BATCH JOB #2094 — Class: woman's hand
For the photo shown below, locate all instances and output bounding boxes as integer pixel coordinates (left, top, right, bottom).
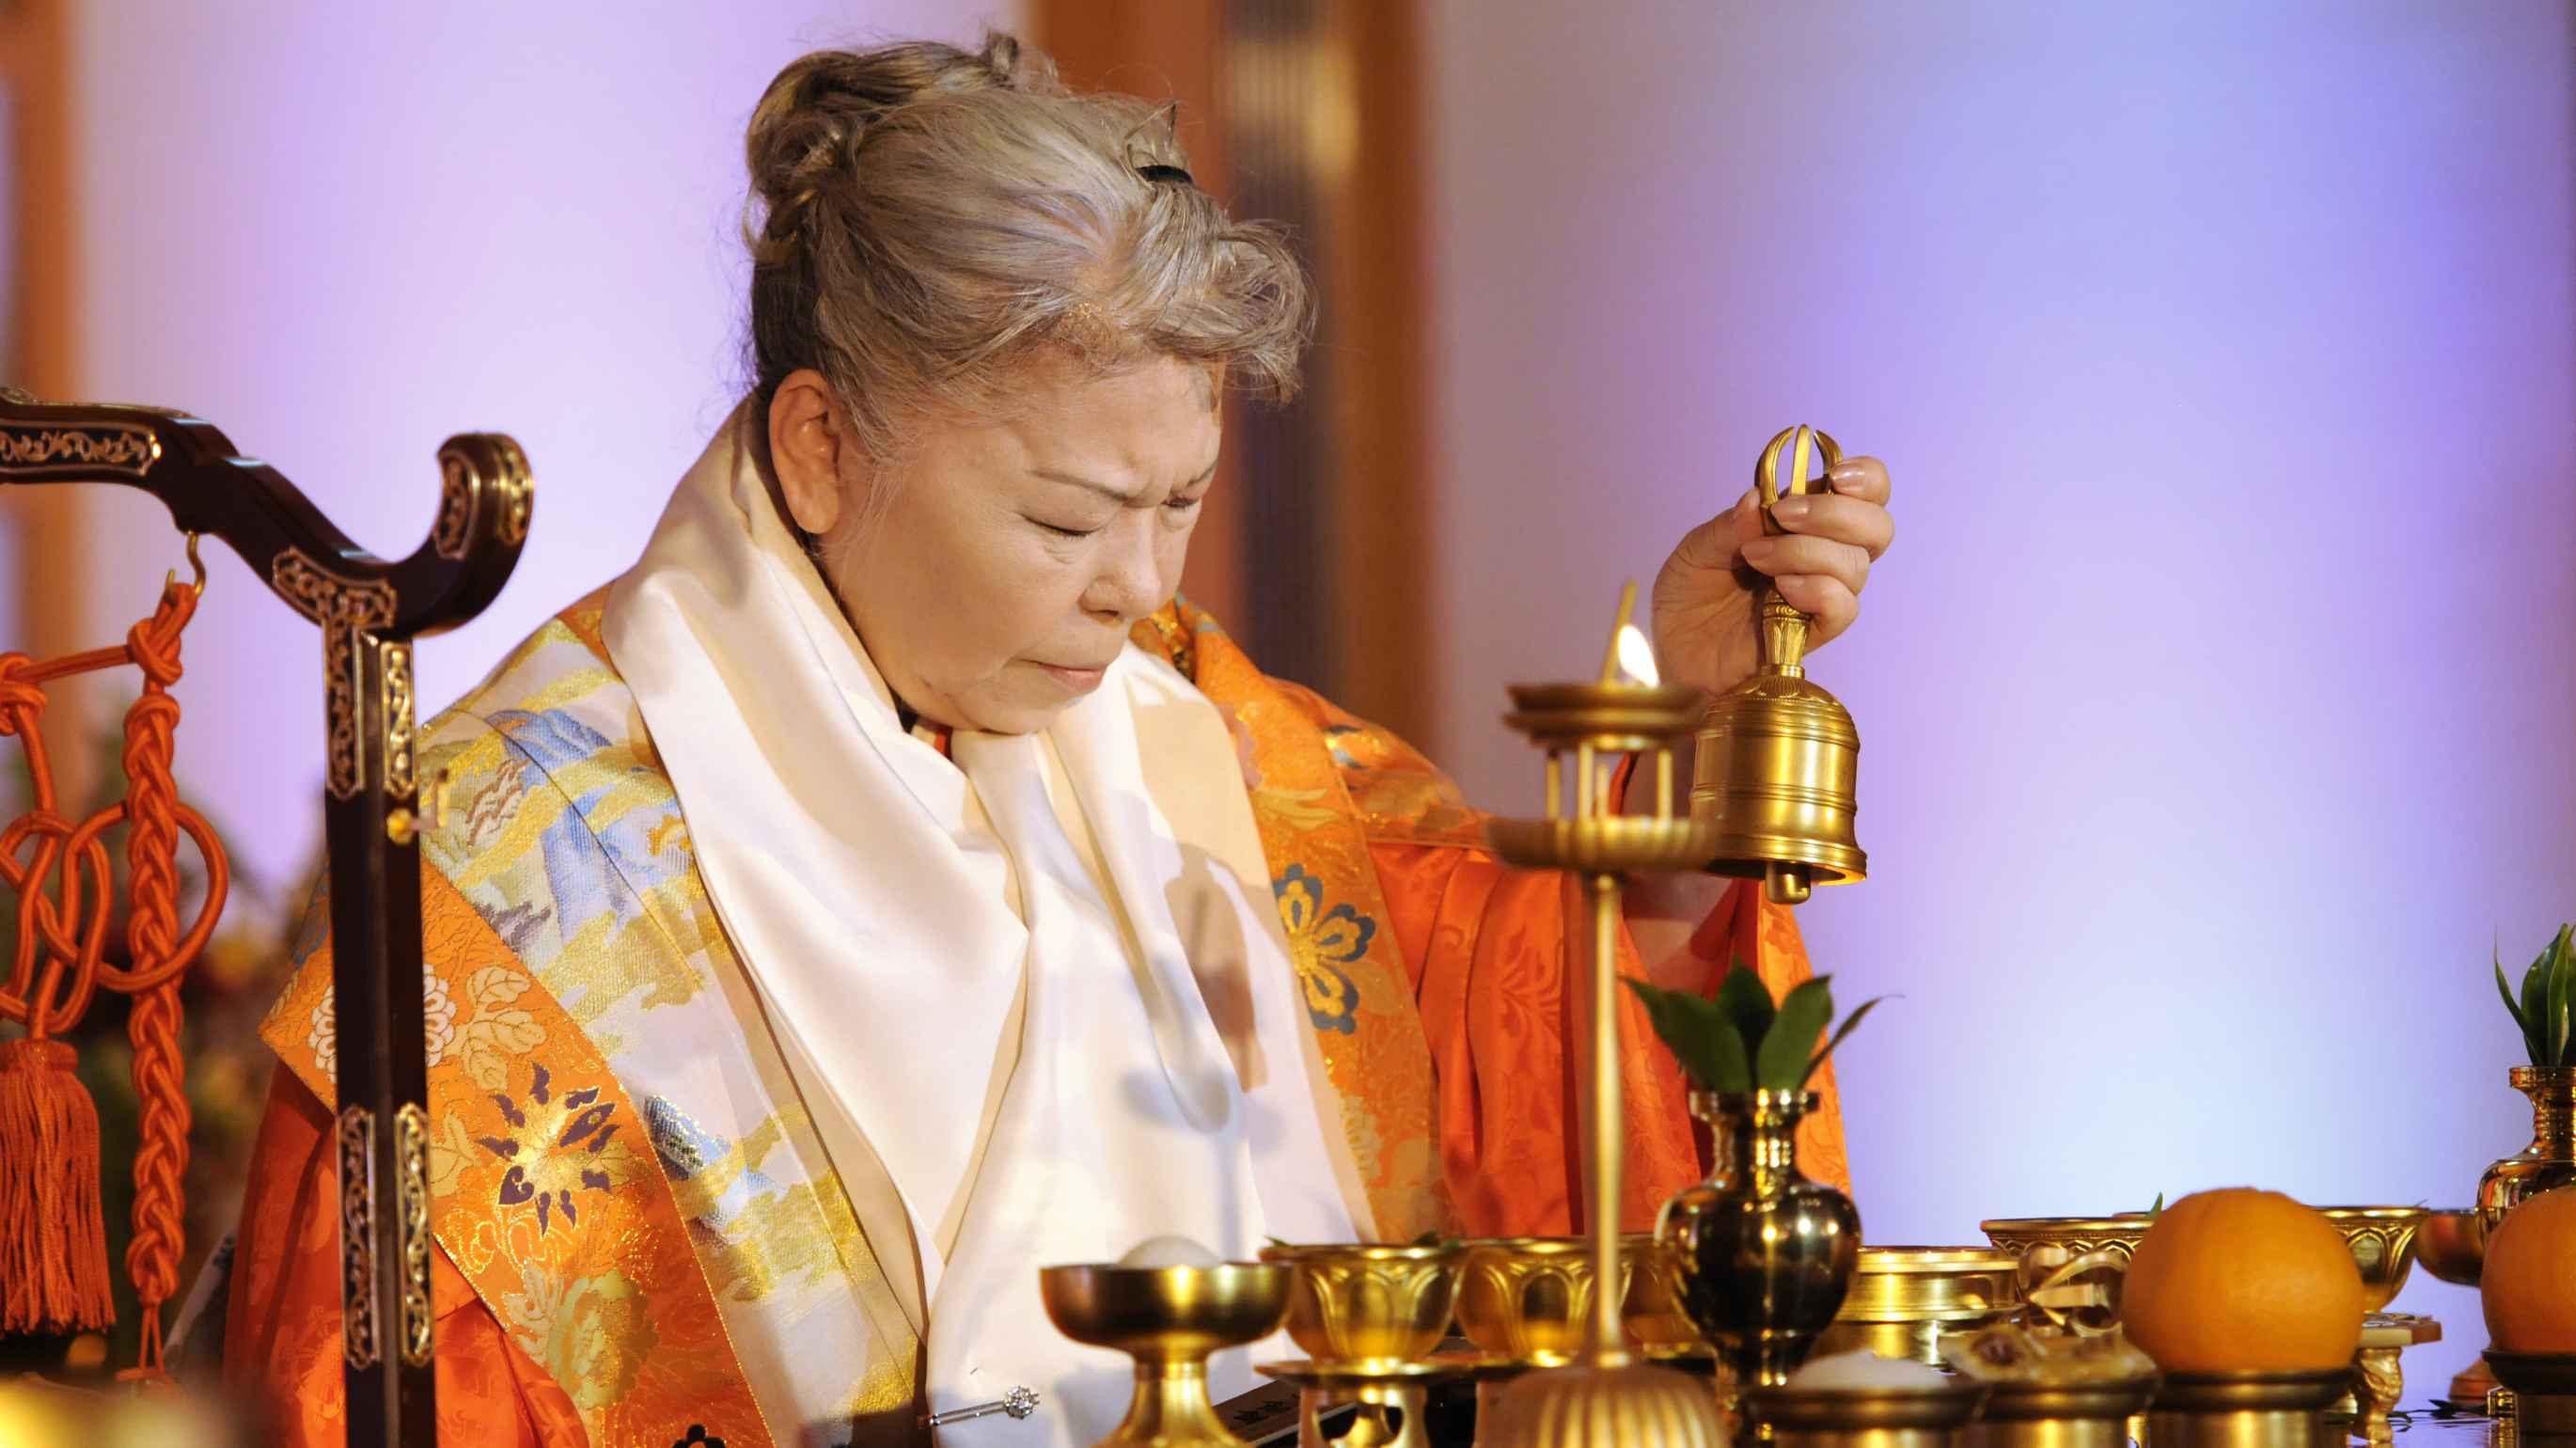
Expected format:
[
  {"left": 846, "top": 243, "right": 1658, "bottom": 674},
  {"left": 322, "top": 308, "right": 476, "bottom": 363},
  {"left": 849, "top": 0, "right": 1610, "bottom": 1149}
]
[{"left": 1650, "top": 455, "right": 1893, "bottom": 698}]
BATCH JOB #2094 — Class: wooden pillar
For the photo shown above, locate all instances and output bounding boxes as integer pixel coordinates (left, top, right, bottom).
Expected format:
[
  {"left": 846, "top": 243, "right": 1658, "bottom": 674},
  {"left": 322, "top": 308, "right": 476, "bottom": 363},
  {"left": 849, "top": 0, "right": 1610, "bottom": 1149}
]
[
  {"left": 1, "top": 0, "right": 107, "bottom": 808},
  {"left": 1029, "top": 1, "right": 1434, "bottom": 744}
]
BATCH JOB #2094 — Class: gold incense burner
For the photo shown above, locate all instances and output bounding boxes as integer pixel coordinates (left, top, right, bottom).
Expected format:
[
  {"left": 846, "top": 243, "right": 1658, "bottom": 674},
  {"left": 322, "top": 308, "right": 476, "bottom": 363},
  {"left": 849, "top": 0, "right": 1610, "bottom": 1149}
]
[
  {"left": 1476, "top": 592, "right": 1722, "bottom": 1448},
  {"left": 1817, "top": 1247, "right": 2023, "bottom": 1368},
  {"left": 1694, "top": 425, "right": 1866, "bottom": 905},
  {"left": 1038, "top": 1261, "right": 1290, "bottom": 1448}
]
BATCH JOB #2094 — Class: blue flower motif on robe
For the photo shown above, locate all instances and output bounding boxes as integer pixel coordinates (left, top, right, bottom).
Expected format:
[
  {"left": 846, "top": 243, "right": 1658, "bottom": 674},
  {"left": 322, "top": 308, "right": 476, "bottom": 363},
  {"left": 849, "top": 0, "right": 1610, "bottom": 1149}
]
[{"left": 1273, "top": 863, "right": 1370, "bottom": 1034}]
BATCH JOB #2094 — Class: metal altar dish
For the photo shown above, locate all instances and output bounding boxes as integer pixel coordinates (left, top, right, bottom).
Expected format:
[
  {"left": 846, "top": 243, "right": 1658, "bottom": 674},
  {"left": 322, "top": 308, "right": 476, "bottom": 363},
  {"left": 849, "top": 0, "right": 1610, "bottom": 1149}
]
[
  {"left": 1453, "top": 1237, "right": 1629, "bottom": 1369},
  {"left": 1816, "top": 1247, "right": 2021, "bottom": 1369},
  {"left": 1259, "top": 1242, "right": 1464, "bottom": 1371},
  {"left": 1621, "top": 1233, "right": 1710, "bottom": 1361},
  {"left": 1967, "top": 1380, "right": 2159, "bottom": 1448},
  {"left": 1746, "top": 1381, "right": 1987, "bottom": 1448},
  {"left": 1039, "top": 1262, "right": 1291, "bottom": 1448},
  {"left": 2486, "top": 1351, "right": 2576, "bottom": 1436},
  {"left": 2145, "top": 1369, "right": 2349, "bottom": 1448}
]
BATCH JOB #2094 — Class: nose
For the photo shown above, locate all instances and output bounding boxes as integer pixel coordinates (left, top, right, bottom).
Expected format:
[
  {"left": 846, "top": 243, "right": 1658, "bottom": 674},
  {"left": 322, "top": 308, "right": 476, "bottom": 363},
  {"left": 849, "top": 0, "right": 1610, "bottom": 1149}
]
[{"left": 1080, "top": 516, "right": 1163, "bottom": 625}]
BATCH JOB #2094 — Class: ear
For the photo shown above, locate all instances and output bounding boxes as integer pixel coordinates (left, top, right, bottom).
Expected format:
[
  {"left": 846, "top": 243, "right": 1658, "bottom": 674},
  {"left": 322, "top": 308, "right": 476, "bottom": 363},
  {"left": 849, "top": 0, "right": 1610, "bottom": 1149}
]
[{"left": 766, "top": 368, "right": 864, "bottom": 535}]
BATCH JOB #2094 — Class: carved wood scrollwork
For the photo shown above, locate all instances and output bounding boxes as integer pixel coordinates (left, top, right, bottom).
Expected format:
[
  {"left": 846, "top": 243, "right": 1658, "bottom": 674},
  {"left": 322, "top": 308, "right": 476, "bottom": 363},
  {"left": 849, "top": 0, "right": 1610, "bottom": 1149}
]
[{"left": 272, "top": 551, "right": 400, "bottom": 800}]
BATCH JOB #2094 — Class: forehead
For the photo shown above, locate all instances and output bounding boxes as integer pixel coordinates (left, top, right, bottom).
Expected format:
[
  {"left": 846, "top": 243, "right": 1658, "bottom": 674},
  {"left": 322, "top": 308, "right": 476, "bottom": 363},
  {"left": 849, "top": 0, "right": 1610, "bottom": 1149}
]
[{"left": 967, "top": 353, "right": 1221, "bottom": 469}]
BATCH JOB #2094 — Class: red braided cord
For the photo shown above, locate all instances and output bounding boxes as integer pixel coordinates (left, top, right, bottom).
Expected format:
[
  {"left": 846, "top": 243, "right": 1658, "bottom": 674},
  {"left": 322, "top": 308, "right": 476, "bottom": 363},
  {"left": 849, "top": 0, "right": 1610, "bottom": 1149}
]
[{"left": 118, "top": 590, "right": 196, "bottom": 1381}]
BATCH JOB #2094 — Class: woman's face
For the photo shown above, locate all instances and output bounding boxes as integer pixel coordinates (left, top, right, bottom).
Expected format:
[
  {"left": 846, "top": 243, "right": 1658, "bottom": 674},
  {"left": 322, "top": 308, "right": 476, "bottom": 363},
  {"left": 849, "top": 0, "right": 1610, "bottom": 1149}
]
[{"left": 770, "top": 354, "right": 1220, "bottom": 735}]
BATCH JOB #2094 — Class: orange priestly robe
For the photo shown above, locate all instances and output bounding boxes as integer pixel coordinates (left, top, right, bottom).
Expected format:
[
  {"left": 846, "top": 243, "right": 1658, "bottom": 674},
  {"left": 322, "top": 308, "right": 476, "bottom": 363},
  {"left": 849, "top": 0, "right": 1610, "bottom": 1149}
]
[{"left": 225, "top": 593, "right": 1846, "bottom": 1447}]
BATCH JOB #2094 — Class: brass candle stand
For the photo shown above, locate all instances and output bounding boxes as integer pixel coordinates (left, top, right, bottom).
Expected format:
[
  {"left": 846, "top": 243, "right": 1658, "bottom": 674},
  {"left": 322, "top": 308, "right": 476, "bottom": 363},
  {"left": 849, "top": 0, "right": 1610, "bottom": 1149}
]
[
  {"left": 1695, "top": 425, "right": 1867, "bottom": 905},
  {"left": 1475, "top": 587, "right": 1726, "bottom": 1448}
]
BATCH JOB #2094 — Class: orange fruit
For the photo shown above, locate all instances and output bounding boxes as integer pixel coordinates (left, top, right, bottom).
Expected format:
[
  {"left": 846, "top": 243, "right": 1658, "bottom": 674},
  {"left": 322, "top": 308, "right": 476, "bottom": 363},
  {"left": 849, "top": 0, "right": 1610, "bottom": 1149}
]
[
  {"left": 2121, "top": 1188, "right": 2366, "bottom": 1373},
  {"left": 2484, "top": 1187, "right": 2576, "bottom": 1351}
]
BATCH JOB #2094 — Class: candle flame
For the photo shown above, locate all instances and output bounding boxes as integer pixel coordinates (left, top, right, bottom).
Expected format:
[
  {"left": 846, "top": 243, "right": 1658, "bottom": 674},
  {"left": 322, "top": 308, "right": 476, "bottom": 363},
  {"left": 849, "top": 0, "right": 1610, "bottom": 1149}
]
[{"left": 1614, "top": 622, "right": 1659, "bottom": 686}]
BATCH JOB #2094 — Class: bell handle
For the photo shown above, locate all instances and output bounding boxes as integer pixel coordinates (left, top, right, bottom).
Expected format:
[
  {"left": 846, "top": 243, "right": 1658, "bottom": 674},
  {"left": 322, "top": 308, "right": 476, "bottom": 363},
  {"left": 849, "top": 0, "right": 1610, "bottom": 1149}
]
[{"left": 1754, "top": 425, "right": 1845, "bottom": 538}]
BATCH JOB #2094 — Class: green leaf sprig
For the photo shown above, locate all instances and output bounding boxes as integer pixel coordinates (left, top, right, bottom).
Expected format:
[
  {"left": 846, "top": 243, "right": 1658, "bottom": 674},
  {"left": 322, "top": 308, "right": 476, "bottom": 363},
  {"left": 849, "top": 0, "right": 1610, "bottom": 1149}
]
[
  {"left": 2495, "top": 924, "right": 2576, "bottom": 1067},
  {"left": 1622, "top": 960, "right": 1886, "bottom": 1094}
]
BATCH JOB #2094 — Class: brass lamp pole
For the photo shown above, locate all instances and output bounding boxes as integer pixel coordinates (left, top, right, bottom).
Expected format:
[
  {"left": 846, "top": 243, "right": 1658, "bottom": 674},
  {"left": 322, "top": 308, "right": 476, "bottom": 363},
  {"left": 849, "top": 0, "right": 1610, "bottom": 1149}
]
[{"left": 1479, "top": 584, "right": 1726, "bottom": 1448}]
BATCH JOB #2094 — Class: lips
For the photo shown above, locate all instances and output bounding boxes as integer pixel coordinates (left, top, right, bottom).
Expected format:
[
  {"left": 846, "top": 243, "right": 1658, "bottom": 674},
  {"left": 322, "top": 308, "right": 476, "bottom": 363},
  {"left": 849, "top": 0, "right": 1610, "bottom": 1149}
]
[{"left": 1033, "top": 660, "right": 1111, "bottom": 692}]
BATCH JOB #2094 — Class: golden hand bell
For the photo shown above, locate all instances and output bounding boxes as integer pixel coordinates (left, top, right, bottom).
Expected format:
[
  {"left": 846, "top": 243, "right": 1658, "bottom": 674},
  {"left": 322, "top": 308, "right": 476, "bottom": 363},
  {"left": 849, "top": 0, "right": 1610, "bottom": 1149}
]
[{"left": 1692, "top": 424, "right": 1866, "bottom": 905}]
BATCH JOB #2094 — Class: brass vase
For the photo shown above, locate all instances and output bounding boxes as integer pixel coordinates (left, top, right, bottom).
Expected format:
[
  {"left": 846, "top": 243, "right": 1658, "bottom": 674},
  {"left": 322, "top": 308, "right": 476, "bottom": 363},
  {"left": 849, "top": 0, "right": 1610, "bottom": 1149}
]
[
  {"left": 1658, "top": 1088, "right": 1861, "bottom": 1399},
  {"left": 2479, "top": 1066, "right": 2576, "bottom": 1225}
]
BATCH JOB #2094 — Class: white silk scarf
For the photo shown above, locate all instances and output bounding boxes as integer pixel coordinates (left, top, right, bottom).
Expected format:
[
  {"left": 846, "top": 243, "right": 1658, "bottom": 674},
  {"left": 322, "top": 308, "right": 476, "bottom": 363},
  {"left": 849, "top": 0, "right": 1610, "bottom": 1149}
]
[{"left": 602, "top": 420, "right": 1364, "bottom": 1447}]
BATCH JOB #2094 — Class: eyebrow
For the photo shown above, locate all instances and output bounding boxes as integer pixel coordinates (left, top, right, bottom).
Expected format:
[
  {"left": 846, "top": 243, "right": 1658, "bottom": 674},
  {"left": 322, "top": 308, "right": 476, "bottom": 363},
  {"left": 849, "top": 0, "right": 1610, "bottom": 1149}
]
[{"left": 1032, "top": 459, "right": 1221, "bottom": 504}]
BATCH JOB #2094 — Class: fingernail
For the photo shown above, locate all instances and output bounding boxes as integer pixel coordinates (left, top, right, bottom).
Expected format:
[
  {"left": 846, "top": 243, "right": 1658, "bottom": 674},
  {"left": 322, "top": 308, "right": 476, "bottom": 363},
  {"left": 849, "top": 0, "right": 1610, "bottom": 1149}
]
[{"left": 1772, "top": 497, "right": 1811, "bottom": 524}]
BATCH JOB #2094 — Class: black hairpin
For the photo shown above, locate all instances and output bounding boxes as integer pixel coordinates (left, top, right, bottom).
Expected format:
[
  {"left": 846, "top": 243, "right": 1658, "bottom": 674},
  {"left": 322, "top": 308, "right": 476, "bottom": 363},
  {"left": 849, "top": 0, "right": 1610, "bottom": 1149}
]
[{"left": 1137, "top": 163, "right": 1195, "bottom": 187}]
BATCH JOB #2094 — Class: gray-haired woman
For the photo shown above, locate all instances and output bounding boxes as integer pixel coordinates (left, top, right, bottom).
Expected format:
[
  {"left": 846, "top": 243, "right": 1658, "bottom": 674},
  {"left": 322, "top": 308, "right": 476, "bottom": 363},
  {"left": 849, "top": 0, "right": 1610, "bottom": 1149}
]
[{"left": 226, "top": 32, "right": 1892, "bottom": 1448}]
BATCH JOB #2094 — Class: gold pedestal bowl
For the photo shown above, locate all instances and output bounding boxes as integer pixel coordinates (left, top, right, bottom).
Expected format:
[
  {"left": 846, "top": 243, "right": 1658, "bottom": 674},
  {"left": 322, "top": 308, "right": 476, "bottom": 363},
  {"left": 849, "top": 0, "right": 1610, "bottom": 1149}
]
[
  {"left": 1040, "top": 1261, "right": 1291, "bottom": 1448},
  {"left": 1255, "top": 1241, "right": 1463, "bottom": 1448}
]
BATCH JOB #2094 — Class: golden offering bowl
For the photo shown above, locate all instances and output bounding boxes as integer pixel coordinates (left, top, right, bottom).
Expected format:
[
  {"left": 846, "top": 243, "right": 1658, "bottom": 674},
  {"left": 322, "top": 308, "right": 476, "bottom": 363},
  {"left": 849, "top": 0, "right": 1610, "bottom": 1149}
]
[
  {"left": 1816, "top": 1246, "right": 2022, "bottom": 1369},
  {"left": 1256, "top": 1241, "right": 1464, "bottom": 1370},
  {"left": 2416, "top": 1209, "right": 2485, "bottom": 1286},
  {"left": 1620, "top": 1232, "right": 1707, "bottom": 1358},
  {"left": 2145, "top": 1369, "right": 2349, "bottom": 1448},
  {"left": 2315, "top": 1206, "right": 2425, "bottom": 1314},
  {"left": 1746, "top": 1381, "right": 1987, "bottom": 1448},
  {"left": 1455, "top": 1237, "right": 1629, "bottom": 1367},
  {"left": 1039, "top": 1262, "right": 1290, "bottom": 1448}
]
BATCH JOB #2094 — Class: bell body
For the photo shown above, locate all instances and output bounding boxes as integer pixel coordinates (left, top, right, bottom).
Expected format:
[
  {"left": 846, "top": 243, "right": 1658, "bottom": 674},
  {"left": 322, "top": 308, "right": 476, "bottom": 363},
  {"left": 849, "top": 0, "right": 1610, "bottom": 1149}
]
[
  {"left": 1693, "top": 671, "right": 1865, "bottom": 905},
  {"left": 1659, "top": 1090, "right": 1861, "bottom": 1394}
]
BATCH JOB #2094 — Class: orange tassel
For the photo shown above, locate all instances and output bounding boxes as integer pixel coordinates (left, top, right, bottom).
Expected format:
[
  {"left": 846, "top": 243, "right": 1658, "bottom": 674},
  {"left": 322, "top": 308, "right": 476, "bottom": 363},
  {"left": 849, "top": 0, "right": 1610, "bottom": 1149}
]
[{"left": 0, "top": 1037, "right": 114, "bottom": 1334}]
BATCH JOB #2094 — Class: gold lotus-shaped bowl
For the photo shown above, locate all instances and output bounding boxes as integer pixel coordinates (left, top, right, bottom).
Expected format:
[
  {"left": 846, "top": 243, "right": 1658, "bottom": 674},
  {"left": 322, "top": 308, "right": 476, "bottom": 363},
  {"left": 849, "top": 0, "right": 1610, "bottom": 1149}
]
[
  {"left": 1039, "top": 1262, "right": 1290, "bottom": 1360},
  {"left": 1455, "top": 1237, "right": 1629, "bottom": 1367},
  {"left": 1620, "top": 1232, "right": 1705, "bottom": 1357},
  {"left": 1257, "top": 1241, "right": 1464, "bottom": 1369},
  {"left": 2316, "top": 1206, "right": 2426, "bottom": 1313}
]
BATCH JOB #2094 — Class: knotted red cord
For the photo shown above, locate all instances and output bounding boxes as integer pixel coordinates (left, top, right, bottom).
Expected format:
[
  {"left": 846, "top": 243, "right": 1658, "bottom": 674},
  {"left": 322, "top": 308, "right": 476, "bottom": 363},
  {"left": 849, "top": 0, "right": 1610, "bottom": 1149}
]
[{"left": 0, "top": 565, "right": 229, "bottom": 1385}]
